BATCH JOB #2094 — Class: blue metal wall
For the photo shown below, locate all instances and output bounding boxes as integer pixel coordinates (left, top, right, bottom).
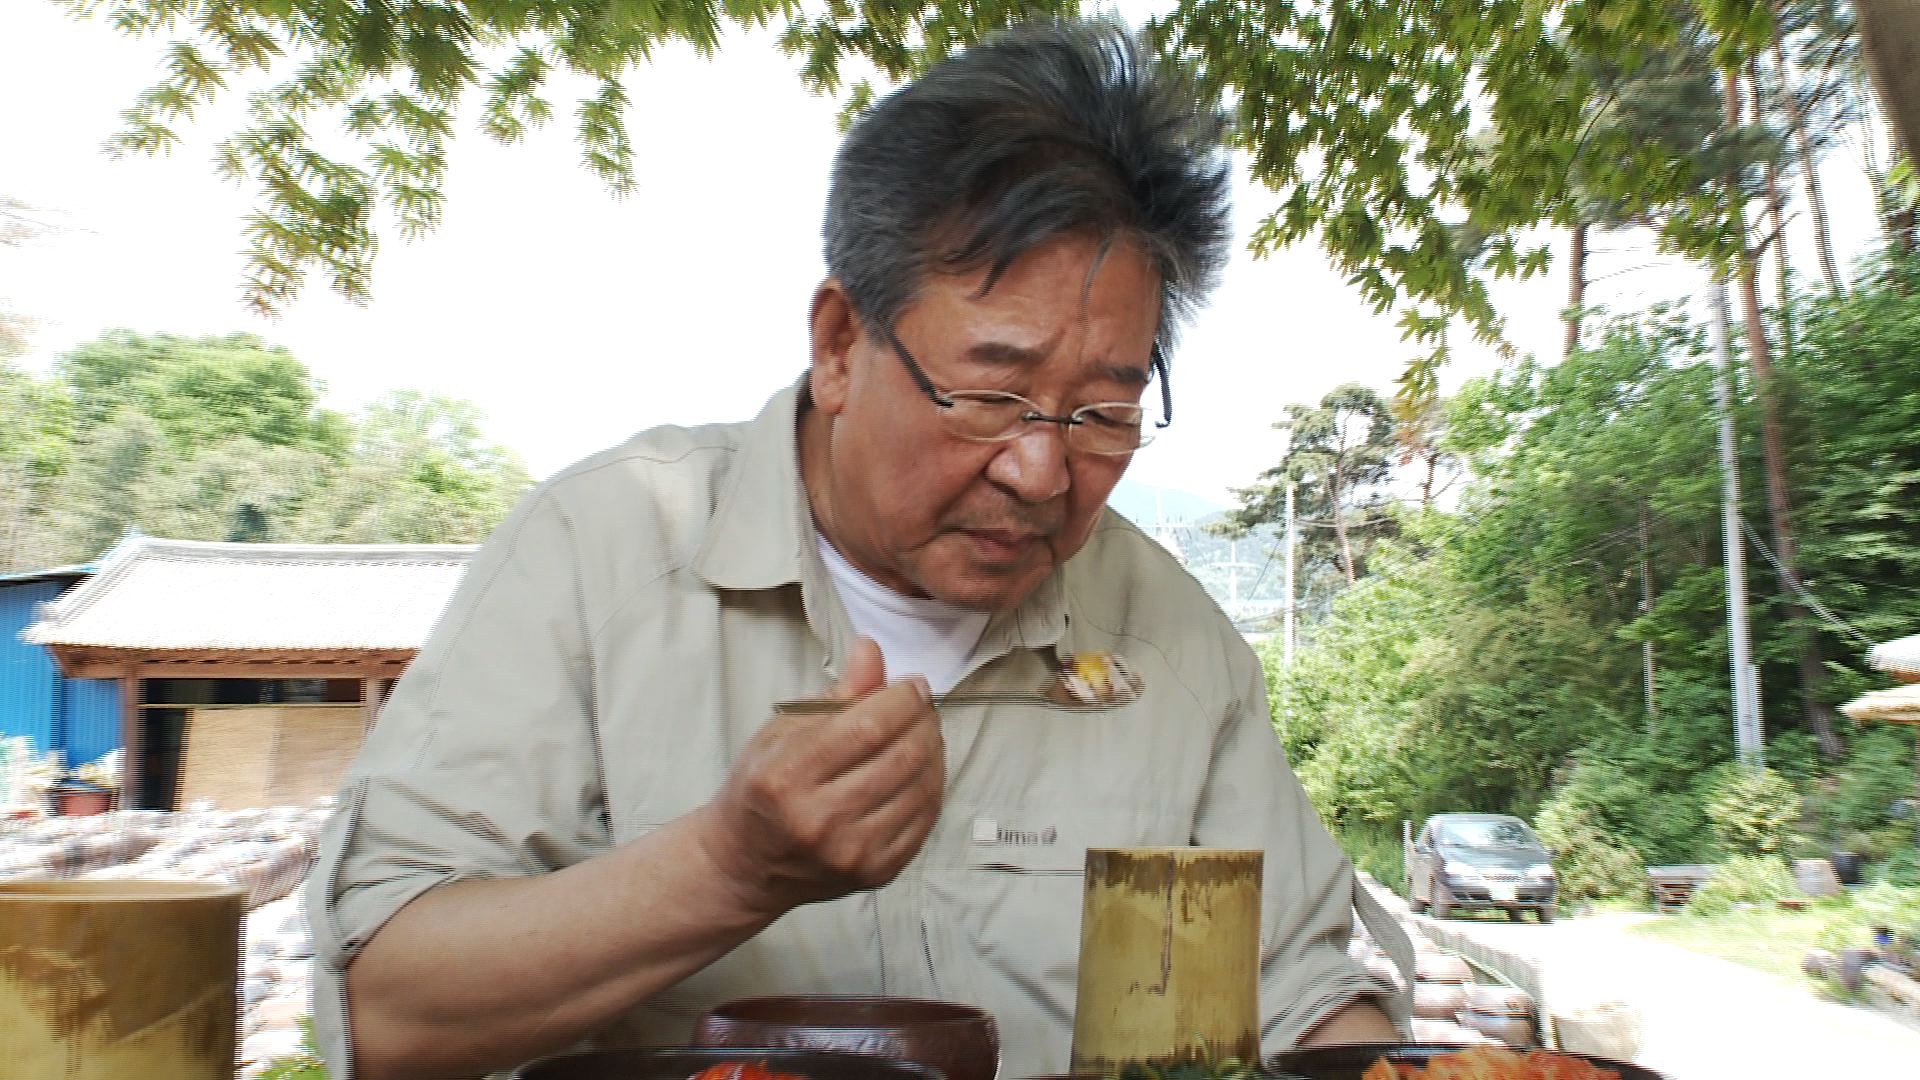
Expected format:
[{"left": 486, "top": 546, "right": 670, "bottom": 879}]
[
  {"left": 0, "top": 577, "right": 122, "bottom": 765},
  {"left": 64, "top": 677, "right": 122, "bottom": 765},
  {"left": 0, "top": 579, "right": 59, "bottom": 751}
]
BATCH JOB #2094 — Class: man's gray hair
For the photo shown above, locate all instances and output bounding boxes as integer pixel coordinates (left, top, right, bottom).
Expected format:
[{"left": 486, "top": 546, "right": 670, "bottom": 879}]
[{"left": 823, "top": 19, "right": 1233, "bottom": 363}]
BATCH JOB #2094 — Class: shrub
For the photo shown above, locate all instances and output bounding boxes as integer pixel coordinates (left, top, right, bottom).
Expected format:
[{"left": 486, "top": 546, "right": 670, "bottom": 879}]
[
  {"left": 1541, "top": 754, "right": 1704, "bottom": 866},
  {"left": 1828, "top": 727, "right": 1919, "bottom": 860},
  {"left": 259, "top": 1019, "right": 327, "bottom": 1080},
  {"left": 1686, "top": 855, "right": 1796, "bottom": 917},
  {"left": 1704, "top": 765, "right": 1802, "bottom": 857},
  {"left": 1330, "top": 819, "right": 1408, "bottom": 897},
  {"left": 1877, "top": 845, "right": 1920, "bottom": 889},
  {"left": 1536, "top": 795, "right": 1645, "bottom": 905},
  {"left": 1813, "top": 882, "right": 1920, "bottom": 955},
  {"left": 1295, "top": 719, "right": 1415, "bottom": 830}
]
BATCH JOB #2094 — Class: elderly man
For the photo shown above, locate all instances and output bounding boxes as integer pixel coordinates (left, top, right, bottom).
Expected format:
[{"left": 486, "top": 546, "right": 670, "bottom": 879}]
[{"left": 310, "top": 20, "right": 1406, "bottom": 1080}]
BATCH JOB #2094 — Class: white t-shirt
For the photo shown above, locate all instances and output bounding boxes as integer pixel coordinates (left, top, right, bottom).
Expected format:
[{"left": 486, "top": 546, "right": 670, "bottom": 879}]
[{"left": 817, "top": 537, "right": 990, "bottom": 694}]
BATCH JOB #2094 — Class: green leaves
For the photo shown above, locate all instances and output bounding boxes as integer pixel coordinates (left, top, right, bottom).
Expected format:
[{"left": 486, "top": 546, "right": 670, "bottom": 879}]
[
  {"left": 0, "top": 332, "right": 534, "bottom": 571},
  {"left": 1275, "top": 262, "right": 1920, "bottom": 870},
  {"left": 578, "top": 77, "right": 636, "bottom": 193},
  {"left": 62, "top": 0, "right": 1087, "bottom": 314},
  {"left": 55, "top": 0, "right": 1830, "bottom": 406},
  {"left": 479, "top": 47, "right": 554, "bottom": 142}
]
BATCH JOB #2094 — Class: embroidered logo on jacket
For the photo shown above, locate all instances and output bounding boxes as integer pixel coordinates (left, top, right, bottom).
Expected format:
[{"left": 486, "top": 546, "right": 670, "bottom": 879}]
[{"left": 971, "top": 817, "right": 1057, "bottom": 846}]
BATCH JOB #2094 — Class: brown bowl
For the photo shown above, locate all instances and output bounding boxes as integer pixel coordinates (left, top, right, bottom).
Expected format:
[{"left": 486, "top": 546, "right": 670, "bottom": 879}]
[
  {"left": 1269, "top": 1043, "right": 1668, "bottom": 1080},
  {"left": 516, "top": 1046, "right": 947, "bottom": 1080},
  {"left": 694, "top": 996, "right": 1000, "bottom": 1080}
]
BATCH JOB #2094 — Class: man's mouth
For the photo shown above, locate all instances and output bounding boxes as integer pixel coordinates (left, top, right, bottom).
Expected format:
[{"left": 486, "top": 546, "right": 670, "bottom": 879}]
[{"left": 960, "top": 528, "right": 1041, "bottom": 560}]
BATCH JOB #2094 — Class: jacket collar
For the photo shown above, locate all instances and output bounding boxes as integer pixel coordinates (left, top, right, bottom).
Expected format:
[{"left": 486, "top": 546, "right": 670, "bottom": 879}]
[{"left": 692, "top": 376, "right": 814, "bottom": 592}]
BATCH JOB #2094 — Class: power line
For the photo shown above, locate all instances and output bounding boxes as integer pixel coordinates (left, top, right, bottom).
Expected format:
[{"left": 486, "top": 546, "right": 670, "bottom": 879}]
[
  {"left": 1739, "top": 517, "right": 1876, "bottom": 648},
  {"left": 1243, "top": 541, "right": 1282, "bottom": 601},
  {"left": 1278, "top": 525, "right": 1650, "bottom": 655}
]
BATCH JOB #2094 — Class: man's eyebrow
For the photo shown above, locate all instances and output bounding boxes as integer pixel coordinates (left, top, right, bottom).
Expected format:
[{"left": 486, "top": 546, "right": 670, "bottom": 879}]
[
  {"left": 965, "top": 341, "right": 1046, "bottom": 367},
  {"left": 964, "top": 341, "right": 1151, "bottom": 387}
]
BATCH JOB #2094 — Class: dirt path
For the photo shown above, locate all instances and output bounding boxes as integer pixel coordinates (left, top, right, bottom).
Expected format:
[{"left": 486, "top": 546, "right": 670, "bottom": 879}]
[{"left": 1437, "top": 910, "right": 1920, "bottom": 1078}]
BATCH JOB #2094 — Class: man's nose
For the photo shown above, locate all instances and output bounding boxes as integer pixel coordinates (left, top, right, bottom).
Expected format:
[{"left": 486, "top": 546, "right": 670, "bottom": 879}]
[{"left": 986, "top": 423, "right": 1072, "bottom": 503}]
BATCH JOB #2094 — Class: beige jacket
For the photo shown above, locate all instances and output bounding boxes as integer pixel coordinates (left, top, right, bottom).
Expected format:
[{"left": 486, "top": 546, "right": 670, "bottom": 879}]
[{"left": 309, "top": 379, "right": 1407, "bottom": 1079}]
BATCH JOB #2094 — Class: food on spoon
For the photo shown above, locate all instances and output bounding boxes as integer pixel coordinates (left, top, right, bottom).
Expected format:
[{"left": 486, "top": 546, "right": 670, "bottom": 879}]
[
  {"left": 1359, "top": 1046, "right": 1622, "bottom": 1080},
  {"left": 688, "top": 1062, "right": 813, "bottom": 1080},
  {"left": 1054, "top": 651, "right": 1144, "bottom": 706}
]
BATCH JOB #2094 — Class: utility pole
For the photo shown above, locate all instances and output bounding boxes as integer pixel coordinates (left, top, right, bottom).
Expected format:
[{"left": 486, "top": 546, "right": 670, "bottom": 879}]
[
  {"left": 1228, "top": 538, "right": 1239, "bottom": 608},
  {"left": 1283, "top": 480, "right": 1298, "bottom": 668},
  {"left": 1640, "top": 506, "right": 1658, "bottom": 727},
  {"left": 1711, "top": 278, "right": 1765, "bottom": 768}
]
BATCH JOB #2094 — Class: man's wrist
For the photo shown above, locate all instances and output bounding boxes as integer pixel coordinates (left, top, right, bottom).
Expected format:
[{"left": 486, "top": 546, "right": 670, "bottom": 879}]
[{"left": 680, "top": 804, "right": 788, "bottom": 923}]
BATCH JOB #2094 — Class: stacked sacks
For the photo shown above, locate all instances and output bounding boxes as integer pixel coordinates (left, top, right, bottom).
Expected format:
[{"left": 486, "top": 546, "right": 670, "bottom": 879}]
[
  {"left": 0, "top": 812, "right": 167, "bottom": 880},
  {"left": 1459, "top": 984, "right": 1539, "bottom": 1047},
  {"left": 84, "top": 805, "right": 328, "bottom": 908},
  {"left": 0, "top": 803, "right": 341, "bottom": 1068},
  {"left": 238, "top": 889, "right": 318, "bottom": 1077},
  {"left": 1347, "top": 904, "right": 1536, "bottom": 1049},
  {"left": 0, "top": 802, "right": 337, "bottom": 1076},
  {"left": 1407, "top": 941, "right": 1497, "bottom": 1046}
]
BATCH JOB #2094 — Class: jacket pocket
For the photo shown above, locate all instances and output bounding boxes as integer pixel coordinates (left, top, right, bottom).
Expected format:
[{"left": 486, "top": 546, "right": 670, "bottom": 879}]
[{"left": 920, "top": 803, "right": 1161, "bottom": 1078}]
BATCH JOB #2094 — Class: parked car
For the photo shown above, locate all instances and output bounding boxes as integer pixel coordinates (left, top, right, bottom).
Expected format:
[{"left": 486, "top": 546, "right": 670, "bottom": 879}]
[{"left": 1404, "top": 813, "right": 1558, "bottom": 922}]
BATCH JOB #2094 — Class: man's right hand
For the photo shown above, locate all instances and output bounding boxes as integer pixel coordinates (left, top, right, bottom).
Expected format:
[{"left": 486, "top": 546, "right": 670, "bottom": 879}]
[{"left": 697, "top": 637, "right": 946, "bottom": 916}]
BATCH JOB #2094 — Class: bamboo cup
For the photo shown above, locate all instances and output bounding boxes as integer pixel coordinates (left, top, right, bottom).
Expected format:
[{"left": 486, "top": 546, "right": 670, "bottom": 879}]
[
  {"left": 1070, "top": 847, "right": 1263, "bottom": 1074},
  {"left": 0, "top": 879, "right": 245, "bottom": 1080}
]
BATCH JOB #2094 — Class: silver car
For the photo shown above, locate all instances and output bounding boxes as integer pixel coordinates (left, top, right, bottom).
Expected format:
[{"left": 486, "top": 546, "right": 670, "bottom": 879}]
[{"left": 1404, "top": 813, "right": 1559, "bottom": 922}]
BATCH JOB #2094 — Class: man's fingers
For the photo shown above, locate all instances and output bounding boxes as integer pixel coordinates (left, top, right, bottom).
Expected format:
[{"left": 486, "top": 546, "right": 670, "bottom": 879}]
[
  {"left": 813, "top": 762, "right": 943, "bottom": 886},
  {"left": 822, "top": 709, "right": 944, "bottom": 813},
  {"left": 855, "top": 788, "right": 944, "bottom": 884},
  {"left": 830, "top": 637, "right": 888, "bottom": 702},
  {"left": 726, "top": 659, "right": 943, "bottom": 903},
  {"left": 742, "top": 679, "right": 930, "bottom": 795},
  {"left": 803, "top": 680, "right": 934, "bottom": 780}
]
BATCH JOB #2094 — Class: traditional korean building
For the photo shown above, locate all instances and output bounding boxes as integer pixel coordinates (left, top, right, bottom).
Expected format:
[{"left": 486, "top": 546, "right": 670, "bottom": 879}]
[{"left": 22, "top": 534, "right": 473, "bottom": 810}]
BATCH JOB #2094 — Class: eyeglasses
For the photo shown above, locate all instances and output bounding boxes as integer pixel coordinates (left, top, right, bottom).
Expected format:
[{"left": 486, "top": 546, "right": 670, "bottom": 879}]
[{"left": 880, "top": 326, "right": 1172, "bottom": 457}]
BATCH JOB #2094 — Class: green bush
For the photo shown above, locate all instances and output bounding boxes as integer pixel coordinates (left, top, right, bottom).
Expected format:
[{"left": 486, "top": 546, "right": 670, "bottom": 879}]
[
  {"left": 1877, "top": 845, "right": 1920, "bottom": 889},
  {"left": 1852, "top": 880, "right": 1920, "bottom": 938},
  {"left": 1813, "top": 882, "right": 1920, "bottom": 955},
  {"left": 1294, "top": 717, "right": 1416, "bottom": 831},
  {"left": 1538, "top": 754, "right": 1706, "bottom": 866},
  {"left": 1328, "top": 819, "right": 1409, "bottom": 897},
  {"left": 1536, "top": 795, "right": 1646, "bottom": 905},
  {"left": 1686, "top": 855, "right": 1796, "bottom": 917},
  {"left": 259, "top": 1019, "right": 327, "bottom": 1080},
  {"left": 1828, "top": 727, "right": 1918, "bottom": 860},
  {"left": 1704, "top": 765, "right": 1802, "bottom": 857}
]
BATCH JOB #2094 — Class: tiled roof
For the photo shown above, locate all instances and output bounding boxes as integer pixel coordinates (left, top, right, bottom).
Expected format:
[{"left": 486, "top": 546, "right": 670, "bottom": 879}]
[
  {"left": 1870, "top": 634, "right": 1920, "bottom": 678},
  {"left": 0, "top": 562, "right": 93, "bottom": 586},
  {"left": 21, "top": 535, "right": 474, "bottom": 652}
]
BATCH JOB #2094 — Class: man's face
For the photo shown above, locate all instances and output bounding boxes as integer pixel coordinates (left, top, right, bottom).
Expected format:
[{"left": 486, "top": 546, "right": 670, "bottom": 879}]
[{"left": 806, "top": 232, "right": 1161, "bottom": 611}]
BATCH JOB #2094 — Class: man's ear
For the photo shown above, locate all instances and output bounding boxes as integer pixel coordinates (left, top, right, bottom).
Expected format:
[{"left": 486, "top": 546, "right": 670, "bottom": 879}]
[{"left": 809, "top": 280, "right": 860, "bottom": 416}]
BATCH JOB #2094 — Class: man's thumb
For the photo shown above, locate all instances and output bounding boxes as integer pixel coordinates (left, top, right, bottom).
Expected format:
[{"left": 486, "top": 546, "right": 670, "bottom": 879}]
[{"left": 833, "top": 636, "right": 887, "bottom": 701}]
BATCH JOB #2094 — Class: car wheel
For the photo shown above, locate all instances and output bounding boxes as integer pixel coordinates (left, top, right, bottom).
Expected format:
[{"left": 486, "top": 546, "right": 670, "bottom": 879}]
[
  {"left": 1432, "top": 881, "right": 1453, "bottom": 920},
  {"left": 1537, "top": 904, "right": 1555, "bottom": 924}
]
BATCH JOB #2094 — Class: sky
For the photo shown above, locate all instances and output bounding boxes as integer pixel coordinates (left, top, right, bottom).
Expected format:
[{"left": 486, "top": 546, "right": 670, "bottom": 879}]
[{"left": 0, "top": 4, "right": 1893, "bottom": 509}]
